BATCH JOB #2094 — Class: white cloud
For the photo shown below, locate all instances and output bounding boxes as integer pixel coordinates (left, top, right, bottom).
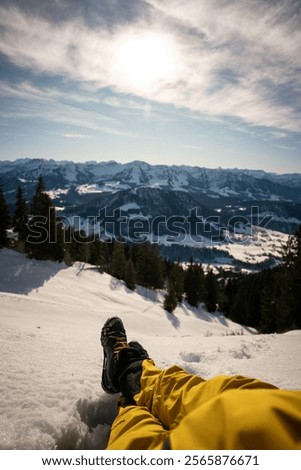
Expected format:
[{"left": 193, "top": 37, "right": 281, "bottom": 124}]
[
  {"left": 0, "top": 1, "right": 300, "bottom": 133},
  {"left": 0, "top": 81, "right": 115, "bottom": 130},
  {"left": 61, "top": 133, "right": 90, "bottom": 139},
  {"left": 144, "top": 0, "right": 301, "bottom": 129},
  {"left": 99, "top": 126, "right": 137, "bottom": 138}
]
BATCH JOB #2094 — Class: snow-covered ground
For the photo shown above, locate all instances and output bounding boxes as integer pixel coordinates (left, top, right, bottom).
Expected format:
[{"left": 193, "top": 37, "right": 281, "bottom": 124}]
[{"left": 0, "top": 248, "right": 300, "bottom": 450}]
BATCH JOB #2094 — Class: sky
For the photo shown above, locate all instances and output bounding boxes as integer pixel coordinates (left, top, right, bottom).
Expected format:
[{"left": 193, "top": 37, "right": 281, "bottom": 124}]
[{"left": 0, "top": 0, "right": 300, "bottom": 173}]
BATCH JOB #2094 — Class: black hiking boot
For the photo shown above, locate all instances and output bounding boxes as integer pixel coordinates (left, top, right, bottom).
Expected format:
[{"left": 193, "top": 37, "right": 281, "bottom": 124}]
[
  {"left": 100, "top": 317, "right": 149, "bottom": 395},
  {"left": 101, "top": 317, "right": 128, "bottom": 394}
]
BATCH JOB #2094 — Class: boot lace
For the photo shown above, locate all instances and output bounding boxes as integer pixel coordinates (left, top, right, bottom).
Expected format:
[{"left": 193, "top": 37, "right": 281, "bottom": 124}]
[{"left": 109, "top": 332, "right": 128, "bottom": 361}]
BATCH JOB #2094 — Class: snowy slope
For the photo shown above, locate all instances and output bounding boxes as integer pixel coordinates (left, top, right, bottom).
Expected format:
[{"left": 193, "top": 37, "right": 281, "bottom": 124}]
[{"left": 0, "top": 249, "right": 300, "bottom": 450}]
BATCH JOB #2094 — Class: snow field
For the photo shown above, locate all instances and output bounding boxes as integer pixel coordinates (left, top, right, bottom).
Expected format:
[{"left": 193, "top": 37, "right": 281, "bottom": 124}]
[{"left": 0, "top": 249, "right": 300, "bottom": 450}]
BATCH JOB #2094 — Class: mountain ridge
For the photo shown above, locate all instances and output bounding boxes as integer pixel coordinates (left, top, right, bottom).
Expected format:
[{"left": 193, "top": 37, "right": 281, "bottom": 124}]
[
  {"left": 1, "top": 157, "right": 300, "bottom": 176},
  {"left": 1, "top": 157, "right": 301, "bottom": 192}
]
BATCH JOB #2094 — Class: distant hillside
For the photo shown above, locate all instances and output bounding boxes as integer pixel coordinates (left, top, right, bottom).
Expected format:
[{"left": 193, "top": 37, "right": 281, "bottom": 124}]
[{"left": 1, "top": 158, "right": 300, "bottom": 266}]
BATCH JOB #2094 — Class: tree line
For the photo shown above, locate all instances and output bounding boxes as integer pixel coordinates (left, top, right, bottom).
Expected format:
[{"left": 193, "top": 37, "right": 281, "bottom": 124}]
[
  {"left": 0, "top": 177, "right": 300, "bottom": 332},
  {"left": 219, "top": 226, "right": 301, "bottom": 333}
]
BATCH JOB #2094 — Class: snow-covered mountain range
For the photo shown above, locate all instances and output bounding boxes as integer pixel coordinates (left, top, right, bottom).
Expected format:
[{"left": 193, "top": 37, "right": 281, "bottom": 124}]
[
  {"left": 1, "top": 158, "right": 301, "bottom": 200},
  {"left": 1, "top": 158, "right": 300, "bottom": 268}
]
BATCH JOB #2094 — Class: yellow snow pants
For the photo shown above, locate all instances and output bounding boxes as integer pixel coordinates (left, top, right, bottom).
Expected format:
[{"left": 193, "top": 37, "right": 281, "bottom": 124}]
[{"left": 107, "top": 359, "right": 301, "bottom": 450}]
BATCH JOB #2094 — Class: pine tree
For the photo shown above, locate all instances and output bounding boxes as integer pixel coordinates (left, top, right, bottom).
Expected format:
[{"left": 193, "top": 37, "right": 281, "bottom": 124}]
[
  {"left": 27, "top": 175, "right": 64, "bottom": 261},
  {"left": 125, "top": 258, "right": 136, "bottom": 290},
  {"left": 282, "top": 226, "right": 301, "bottom": 268},
  {"left": 228, "top": 284, "right": 249, "bottom": 325},
  {"left": 67, "top": 230, "right": 95, "bottom": 264},
  {"left": 135, "top": 242, "right": 164, "bottom": 289},
  {"left": 100, "top": 241, "right": 111, "bottom": 273},
  {"left": 169, "top": 264, "right": 184, "bottom": 302},
  {"left": 184, "top": 262, "right": 204, "bottom": 306},
  {"left": 164, "top": 284, "right": 178, "bottom": 313},
  {"left": 111, "top": 241, "right": 127, "bottom": 280},
  {"left": 277, "top": 226, "right": 301, "bottom": 330},
  {"left": 31, "top": 175, "right": 50, "bottom": 216},
  {"left": 88, "top": 239, "right": 109, "bottom": 272},
  {"left": 259, "top": 283, "right": 278, "bottom": 333},
  {"left": 204, "top": 269, "right": 218, "bottom": 313},
  {"left": 0, "top": 184, "right": 10, "bottom": 247},
  {"left": 218, "top": 276, "right": 238, "bottom": 315},
  {"left": 13, "top": 186, "right": 29, "bottom": 244}
]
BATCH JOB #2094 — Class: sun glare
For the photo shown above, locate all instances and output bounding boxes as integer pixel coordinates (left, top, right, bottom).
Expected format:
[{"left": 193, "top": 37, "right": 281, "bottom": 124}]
[{"left": 112, "top": 33, "right": 177, "bottom": 91}]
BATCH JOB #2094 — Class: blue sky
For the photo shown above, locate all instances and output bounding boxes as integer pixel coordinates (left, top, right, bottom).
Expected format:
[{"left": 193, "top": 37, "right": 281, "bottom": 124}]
[{"left": 0, "top": 0, "right": 300, "bottom": 173}]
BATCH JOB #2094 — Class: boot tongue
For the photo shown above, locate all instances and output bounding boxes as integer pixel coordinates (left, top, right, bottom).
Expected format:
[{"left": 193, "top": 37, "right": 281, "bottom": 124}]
[{"left": 114, "top": 340, "right": 129, "bottom": 360}]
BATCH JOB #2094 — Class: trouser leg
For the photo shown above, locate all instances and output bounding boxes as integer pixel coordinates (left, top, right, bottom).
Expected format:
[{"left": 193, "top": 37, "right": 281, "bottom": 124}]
[
  {"left": 170, "top": 388, "right": 301, "bottom": 449},
  {"left": 106, "top": 404, "right": 169, "bottom": 450},
  {"left": 133, "top": 359, "right": 278, "bottom": 431}
]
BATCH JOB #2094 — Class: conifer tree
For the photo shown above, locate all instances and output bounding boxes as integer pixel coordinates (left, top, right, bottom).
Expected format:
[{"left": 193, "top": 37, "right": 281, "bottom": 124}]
[
  {"left": 164, "top": 284, "right": 178, "bottom": 313},
  {"left": 100, "top": 241, "right": 111, "bottom": 273},
  {"left": 0, "top": 184, "right": 10, "bottom": 247},
  {"left": 88, "top": 239, "right": 109, "bottom": 272},
  {"left": 27, "top": 175, "right": 64, "bottom": 261},
  {"left": 13, "top": 186, "right": 29, "bottom": 244},
  {"left": 31, "top": 175, "right": 50, "bottom": 216},
  {"left": 111, "top": 241, "right": 127, "bottom": 280},
  {"left": 125, "top": 258, "right": 136, "bottom": 290},
  {"left": 282, "top": 226, "right": 301, "bottom": 268},
  {"left": 228, "top": 284, "right": 248, "bottom": 325},
  {"left": 204, "top": 269, "right": 218, "bottom": 313},
  {"left": 169, "top": 264, "right": 184, "bottom": 302},
  {"left": 135, "top": 242, "right": 164, "bottom": 289},
  {"left": 218, "top": 276, "right": 236, "bottom": 315},
  {"left": 259, "top": 284, "right": 278, "bottom": 333},
  {"left": 184, "top": 262, "right": 204, "bottom": 306},
  {"left": 277, "top": 226, "right": 301, "bottom": 330}
]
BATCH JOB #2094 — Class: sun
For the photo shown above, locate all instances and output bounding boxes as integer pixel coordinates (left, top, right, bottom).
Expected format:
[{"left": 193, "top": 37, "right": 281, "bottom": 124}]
[{"left": 112, "top": 32, "right": 177, "bottom": 91}]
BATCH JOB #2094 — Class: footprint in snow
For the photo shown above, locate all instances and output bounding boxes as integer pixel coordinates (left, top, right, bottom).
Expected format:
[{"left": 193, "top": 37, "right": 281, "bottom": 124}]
[{"left": 180, "top": 351, "right": 203, "bottom": 363}]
